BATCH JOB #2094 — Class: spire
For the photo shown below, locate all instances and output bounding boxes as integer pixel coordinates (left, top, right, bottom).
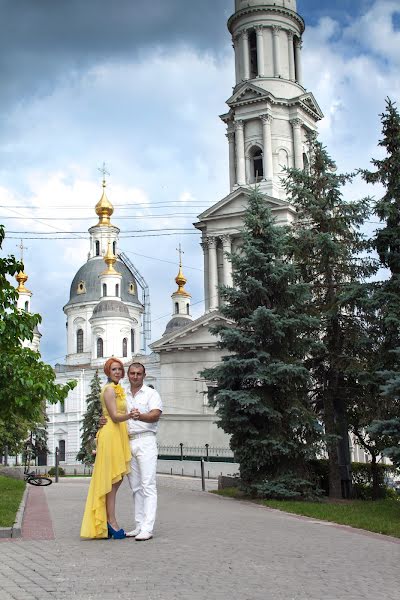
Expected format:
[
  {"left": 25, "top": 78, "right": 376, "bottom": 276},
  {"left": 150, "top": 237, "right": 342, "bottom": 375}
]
[
  {"left": 95, "top": 163, "right": 114, "bottom": 226},
  {"left": 15, "top": 240, "right": 31, "bottom": 293},
  {"left": 174, "top": 244, "right": 190, "bottom": 297},
  {"left": 102, "top": 241, "right": 120, "bottom": 275}
]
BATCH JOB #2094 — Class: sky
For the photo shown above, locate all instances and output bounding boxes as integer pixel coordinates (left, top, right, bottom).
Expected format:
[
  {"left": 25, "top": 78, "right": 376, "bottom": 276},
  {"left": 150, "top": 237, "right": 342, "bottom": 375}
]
[{"left": 1, "top": 0, "right": 399, "bottom": 365}]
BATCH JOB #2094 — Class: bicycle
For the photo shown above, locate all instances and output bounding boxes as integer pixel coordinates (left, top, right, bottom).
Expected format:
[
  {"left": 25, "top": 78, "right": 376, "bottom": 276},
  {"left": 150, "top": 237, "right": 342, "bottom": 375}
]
[{"left": 23, "top": 445, "right": 52, "bottom": 486}]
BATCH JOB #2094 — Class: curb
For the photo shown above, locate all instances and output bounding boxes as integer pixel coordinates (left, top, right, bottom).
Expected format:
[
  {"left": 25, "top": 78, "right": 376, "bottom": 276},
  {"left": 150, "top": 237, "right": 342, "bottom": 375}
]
[{"left": 0, "top": 484, "right": 28, "bottom": 539}]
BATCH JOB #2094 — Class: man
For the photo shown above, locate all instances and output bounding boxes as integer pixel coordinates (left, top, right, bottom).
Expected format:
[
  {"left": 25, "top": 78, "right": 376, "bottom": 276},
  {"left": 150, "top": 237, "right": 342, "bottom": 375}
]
[{"left": 124, "top": 362, "right": 162, "bottom": 541}]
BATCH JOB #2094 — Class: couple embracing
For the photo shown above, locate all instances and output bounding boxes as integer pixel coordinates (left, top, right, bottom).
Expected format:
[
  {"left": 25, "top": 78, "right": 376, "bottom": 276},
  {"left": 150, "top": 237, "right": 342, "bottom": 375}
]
[{"left": 80, "top": 358, "right": 162, "bottom": 541}]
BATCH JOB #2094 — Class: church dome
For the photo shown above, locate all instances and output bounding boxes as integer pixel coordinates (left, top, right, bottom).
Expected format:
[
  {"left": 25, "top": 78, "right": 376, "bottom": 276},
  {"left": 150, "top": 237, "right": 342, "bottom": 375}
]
[
  {"left": 163, "top": 316, "right": 191, "bottom": 336},
  {"left": 65, "top": 258, "right": 141, "bottom": 308},
  {"left": 91, "top": 299, "right": 130, "bottom": 319}
]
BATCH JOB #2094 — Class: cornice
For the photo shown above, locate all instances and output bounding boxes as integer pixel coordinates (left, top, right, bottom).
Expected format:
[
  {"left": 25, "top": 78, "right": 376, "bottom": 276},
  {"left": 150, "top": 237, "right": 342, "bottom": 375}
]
[{"left": 228, "top": 5, "right": 305, "bottom": 35}]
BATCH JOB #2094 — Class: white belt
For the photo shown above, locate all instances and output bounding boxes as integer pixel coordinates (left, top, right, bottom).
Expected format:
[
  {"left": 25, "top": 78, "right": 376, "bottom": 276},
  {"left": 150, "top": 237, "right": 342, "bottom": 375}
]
[{"left": 128, "top": 431, "right": 156, "bottom": 440}]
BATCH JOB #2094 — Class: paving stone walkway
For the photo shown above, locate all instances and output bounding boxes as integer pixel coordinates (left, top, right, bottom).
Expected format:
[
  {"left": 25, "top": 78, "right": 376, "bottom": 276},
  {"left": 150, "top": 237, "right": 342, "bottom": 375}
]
[{"left": 0, "top": 475, "right": 399, "bottom": 600}]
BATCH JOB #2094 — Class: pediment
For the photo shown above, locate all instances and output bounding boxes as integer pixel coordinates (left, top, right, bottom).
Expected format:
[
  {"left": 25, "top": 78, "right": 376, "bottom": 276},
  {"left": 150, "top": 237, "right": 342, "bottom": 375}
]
[
  {"left": 196, "top": 187, "right": 291, "bottom": 223},
  {"left": 226, "top": 83, "right": 271, "bottom": 107},
  {"left": 150, "top": 311, "right": 232, "bottom": 351},
  {"left": 297, "top": 93, "right": 324, "bottom": 119}
]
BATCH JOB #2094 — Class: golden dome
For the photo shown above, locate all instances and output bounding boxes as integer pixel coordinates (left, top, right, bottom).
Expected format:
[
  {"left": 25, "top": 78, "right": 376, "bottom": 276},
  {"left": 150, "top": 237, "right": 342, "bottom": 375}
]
[
  {"left": 15, "top": 270, "right": 30, "bottom": 293},
  {"left": 101, "top": 241, "right": 119, "bottom": 275},
  {"left": 95, "top": 180, "right": 114, "bottom": 226},
  {"left": 175, "top": 264, "right": 190, "bottom": 297}
]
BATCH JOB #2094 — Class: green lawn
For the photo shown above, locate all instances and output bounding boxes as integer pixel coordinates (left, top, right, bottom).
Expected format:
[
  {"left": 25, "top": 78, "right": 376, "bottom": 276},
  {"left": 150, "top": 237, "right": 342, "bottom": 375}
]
[
  {"left": 0, "top": 475, "right": 26, "bottom": 527},
  {"left": 213, "top": 488, "right": 400, "bottom": 538}
]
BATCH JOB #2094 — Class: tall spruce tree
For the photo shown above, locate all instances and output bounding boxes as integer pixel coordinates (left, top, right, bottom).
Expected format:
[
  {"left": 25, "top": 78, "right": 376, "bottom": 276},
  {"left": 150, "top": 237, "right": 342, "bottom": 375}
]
[
  {"left": 360, "top": 98, "right": 400, "bottom": 466},
  {"left": 202, "top": 188, "right": 322, "bottom": 499},
  {"left": 283, "top": 137, "right": 375, "bottom": 498},
  {"left": 77, "top": 370, "right": 102, "bottom": 466}
]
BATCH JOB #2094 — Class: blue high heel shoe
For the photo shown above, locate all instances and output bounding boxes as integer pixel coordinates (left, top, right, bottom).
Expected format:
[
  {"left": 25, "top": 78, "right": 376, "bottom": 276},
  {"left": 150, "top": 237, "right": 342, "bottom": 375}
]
[{"left": 107, "top": 523, "right": 126, "bottom": 539}]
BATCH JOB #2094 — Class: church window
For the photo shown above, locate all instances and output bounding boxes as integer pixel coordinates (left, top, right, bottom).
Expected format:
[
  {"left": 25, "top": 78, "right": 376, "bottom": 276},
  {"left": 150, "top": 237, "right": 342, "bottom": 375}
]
[
  {"left": 60, "top": 400, "right": 65, "bottom": 413},
  {"left": 113, "top": 241, "right": 116, "bottom": 254},
  {"left": 122, "top": 338, "right": 128, "bottom": 357},
  {"left": 249, "top": 146, "right": 263, "bottom": 182},
  {"left": 128, "top": 282, "right": 136, "bottom": 295},
  {"left": 97, "top": 338, "right": 104, "bottom": 358},
  {"left": 95, "top": 241, "right": 100, "bottom": 256},
  {"left": 24, "top": 301, "right": 29, "bottom": 311},
  {"left": 186, "top": 303, "right": 190, "bottom": 315},
  {"left": 175, "top": 302, "right": 179, "bottom": 314},
  {"left": 249, "top": 30, "right": 258, "bottom": 79},
  {"left": 115, "top": 284, "right": 119, "bottom": 297},
  {"left": 77, "top": 281, "right": 86, "bottom": 295},
  {"left": 76, "top": 329, "right": 84, "bottom": 353},
  {"left": 103, "top": 283, "right": 107, "bottom": 297},
  {"left": 131, "top": 329, "right": 135, "bottom": 353},
  {"left": 59, "top": 440, "right": 66, "bottom": 462},
  {"left": 303, "top": 152, "right": 310, "bottom": 174}
]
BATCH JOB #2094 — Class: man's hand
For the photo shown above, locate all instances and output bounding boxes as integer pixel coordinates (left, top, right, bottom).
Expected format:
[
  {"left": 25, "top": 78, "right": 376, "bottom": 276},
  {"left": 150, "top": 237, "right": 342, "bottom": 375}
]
[
  {"left": 131, "top": 408, "right": 141, "bottom": 420},
  {"left": 98, "top": 416, "right": 107, "bottom": 428}
]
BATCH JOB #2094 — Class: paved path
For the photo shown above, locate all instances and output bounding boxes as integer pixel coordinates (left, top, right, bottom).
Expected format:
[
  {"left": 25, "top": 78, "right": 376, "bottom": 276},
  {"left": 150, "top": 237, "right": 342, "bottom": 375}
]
[{"left": 0, "top": 475, "right": 398, "bottom": 600}]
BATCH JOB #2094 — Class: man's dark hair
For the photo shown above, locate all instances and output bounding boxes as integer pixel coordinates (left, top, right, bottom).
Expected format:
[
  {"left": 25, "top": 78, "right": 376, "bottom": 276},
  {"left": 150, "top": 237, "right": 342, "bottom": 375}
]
[{"left": 128, "top": 362, "right": 146, "bottom": 375}]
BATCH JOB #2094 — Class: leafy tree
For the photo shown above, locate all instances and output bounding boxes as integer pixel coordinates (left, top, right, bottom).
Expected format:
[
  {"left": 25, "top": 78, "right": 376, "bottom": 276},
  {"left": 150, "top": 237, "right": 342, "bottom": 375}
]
[
  {"left": 360, "top": 98, "right": 400, "bottom": 466},
  {"left": 284, "top": 137, "right": 375, "bottom": 498},
  {"left": 202, "top": 188, "right": 322, "bottom": 499},
  {"left": 77, "top": 370, "right": 102, "bottom": 466},
  {"left": 0, "top": 224, "right": 76, "bottom": 424}
]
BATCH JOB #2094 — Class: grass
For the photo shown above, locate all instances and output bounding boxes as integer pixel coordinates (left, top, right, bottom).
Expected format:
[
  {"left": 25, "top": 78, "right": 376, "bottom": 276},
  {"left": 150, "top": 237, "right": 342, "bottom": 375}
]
[
  {"left": 213, "top": 488, "right": 400, "bottom": 538},
  {"left": 0, "top": 475, "right": 26, "bottom": 527}
]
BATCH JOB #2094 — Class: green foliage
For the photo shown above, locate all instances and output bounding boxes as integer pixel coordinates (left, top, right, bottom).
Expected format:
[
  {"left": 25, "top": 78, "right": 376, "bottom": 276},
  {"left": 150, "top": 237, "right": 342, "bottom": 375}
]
[
  {"left": 47, "top": 466, "right": 65, "bottom": 477},
  {"left": 283, "top": 137, "right": 375, "bottom": 498},
  {"left": 76, "top": 370, "right": 102, "bottom": 466},
  {"left": 202, "top": 188, "right": 322, "bottom": 500},
  {"left": 0, "top": 475, "right": 26, "bottom": 527},
  {"left": 0, "top": 225, "right": 76, "bottom": 425}
]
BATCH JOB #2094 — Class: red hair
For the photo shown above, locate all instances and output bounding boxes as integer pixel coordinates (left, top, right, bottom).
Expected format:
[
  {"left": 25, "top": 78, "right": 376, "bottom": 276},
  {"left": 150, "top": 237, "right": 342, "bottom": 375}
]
[{"left": 103, "top": 357, "right": 125, "bottom": 378}]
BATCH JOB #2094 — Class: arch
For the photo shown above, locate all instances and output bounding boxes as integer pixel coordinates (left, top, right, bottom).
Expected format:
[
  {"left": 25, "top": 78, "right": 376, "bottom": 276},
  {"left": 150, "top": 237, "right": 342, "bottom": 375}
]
[
  {"left": 249, "top": 29, "right": 258, "bottom": 79},
  {"left": 186, "top": 303, "right": 190, "bottom": 315},
  {"left": 113, "top": 241, "right": 116, "bottom": 255},
  {"left": 122, "top": 337, "right": 128, "bottom": 358},
  {"left": 95, "top": 240, "right": 100, "bottom": 256},
  {"left": 102, "top": 283, "right": 107, "bottom": 297},
  {"left": 303, "top": 152, "right": 310, "bottom": 174},
  {"left": 276, "top": 147, "right": 290, "bottom": 173},
  {"left": 58, "top": 440, "right": 66, "bottom": 462},
  {"left": 24, "top": 300, "right": 29, "bottom": 311},
  {"left": 76, "top": 329, "right": 84, "bottom": 353},
  {"left": 97, "top": 338, "right": 104, "bottom": 358},
  {"left": 115, "top": 284, "right": 119, "bottom": 297},
  {"left": 131, "top": 329, "right": 135, "bottom": 353},
  {"left": 175, "top": 302, "right": 179, "bottom": 314},
  {"left": 248, "top": 145, "right": 264, "bottom": 182}
]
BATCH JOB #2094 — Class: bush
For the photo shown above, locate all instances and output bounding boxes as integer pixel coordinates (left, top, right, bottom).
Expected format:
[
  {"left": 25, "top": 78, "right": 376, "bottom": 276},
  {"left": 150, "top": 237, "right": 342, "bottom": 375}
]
[{"left": 47, "top": 466, "right": 65, "bottom": 477}]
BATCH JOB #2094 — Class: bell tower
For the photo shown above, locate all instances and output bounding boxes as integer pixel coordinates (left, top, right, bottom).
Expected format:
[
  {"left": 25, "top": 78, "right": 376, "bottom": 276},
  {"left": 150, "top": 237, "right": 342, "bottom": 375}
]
[{"left": 195, "top": 0, "right": 324, "bottom": 311}]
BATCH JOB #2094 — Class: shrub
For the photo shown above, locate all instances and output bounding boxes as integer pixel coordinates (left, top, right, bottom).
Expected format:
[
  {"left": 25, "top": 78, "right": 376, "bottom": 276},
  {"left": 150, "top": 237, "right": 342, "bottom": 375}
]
[{"left": 47, "top": 466, "right": 65, "bottom": 477}]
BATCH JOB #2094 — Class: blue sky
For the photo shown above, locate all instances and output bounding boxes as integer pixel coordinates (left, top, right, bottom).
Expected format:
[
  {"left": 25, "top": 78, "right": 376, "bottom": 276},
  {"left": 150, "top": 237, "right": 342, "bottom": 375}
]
[{"left": 1, "top": 0, "right": 399, "bottom": 364}]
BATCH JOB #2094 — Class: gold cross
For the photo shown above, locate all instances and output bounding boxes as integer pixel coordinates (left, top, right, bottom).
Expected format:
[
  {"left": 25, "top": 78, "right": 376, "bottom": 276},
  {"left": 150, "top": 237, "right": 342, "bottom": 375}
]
[
  {"left": 98, "top": 162, "right": 110, "bottom": 187},
  {"left": 17, "top": 239, "right": 28, "bottom": 262}
]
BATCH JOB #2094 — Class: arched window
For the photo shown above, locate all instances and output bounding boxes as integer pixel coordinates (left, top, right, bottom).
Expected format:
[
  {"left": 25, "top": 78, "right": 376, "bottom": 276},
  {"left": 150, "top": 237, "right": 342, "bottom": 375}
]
[
  {"left": 175, "top": 302, "right": 179, "bottom": 314},
  {"left": 24, "top": 301, "right": 29, "bottom": 311},
  {"left": 250, "top": 147, "right": 263, "bottom": 182},
  {"left": 186, "top": 303, "right": 190, "bottom": 315},
  {"left": 131, "top": 329, "right": 135, "bottom": 353},
  {"left": 97, "top": 338, "right": 103, "bottom": 358},
  {"left": 122, "top": 338, "right": 128, "bottom": 357},
  {"left": 95, "top": 241, "right": 100, "bottom": 256},
  {"left": 303, "top": 152, "right": 310, "bottom": 174},
  {"left": 115, "top": 284, "right": 119, "bottom": 297},
  {"left": 76, "top": 329, "right": 83, "bottom": 353},
  {"left": 59, "top": 440, "right": 66, "bottom": 462},
  {"left": 249, "top": 30, "right": 258, "bottom": 79},
  {"left": 113, "top": 241, "right": 116, "bottom": 255},
  {"left": 60, "top": 400, "right": 65, "bottom": 414},
  {"left": 103, "top": 283, "right": 107, "bottom": 297}
]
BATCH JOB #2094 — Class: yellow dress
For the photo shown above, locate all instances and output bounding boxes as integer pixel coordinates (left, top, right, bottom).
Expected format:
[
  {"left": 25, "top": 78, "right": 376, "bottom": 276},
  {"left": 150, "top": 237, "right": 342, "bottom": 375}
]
[{"left": 80, "top": 383, "right": 131, "bottom": 539}]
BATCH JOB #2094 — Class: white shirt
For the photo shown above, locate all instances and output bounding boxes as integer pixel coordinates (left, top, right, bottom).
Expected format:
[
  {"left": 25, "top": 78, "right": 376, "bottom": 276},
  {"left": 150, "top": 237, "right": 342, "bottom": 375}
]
[{"left": 125, "top": 384, "right": 163, "bottom": 435}]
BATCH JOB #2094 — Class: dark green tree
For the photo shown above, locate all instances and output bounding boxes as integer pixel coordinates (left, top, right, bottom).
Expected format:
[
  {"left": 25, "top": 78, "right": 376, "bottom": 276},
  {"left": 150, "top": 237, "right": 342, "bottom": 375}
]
[
  {"left": 360, "top": 98, "right": 400, "bottom": 466},
  {"left": 77, "top": 370, "right": 102, "bottom": 466},
  {"left": 284, "top": 137, "right": 375, "bottom": 498},
  {"left": 202, "top": 188, "right": 322, "bottom": 499},
  {"left": 0, "top": 225, "right": 76, "bottom": 423}
]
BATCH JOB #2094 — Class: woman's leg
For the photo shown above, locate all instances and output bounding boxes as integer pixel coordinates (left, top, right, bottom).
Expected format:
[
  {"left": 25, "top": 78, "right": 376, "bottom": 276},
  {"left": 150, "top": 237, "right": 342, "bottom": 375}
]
[{"left": 106, "top": 479, "right": 122, "bottom": 529}]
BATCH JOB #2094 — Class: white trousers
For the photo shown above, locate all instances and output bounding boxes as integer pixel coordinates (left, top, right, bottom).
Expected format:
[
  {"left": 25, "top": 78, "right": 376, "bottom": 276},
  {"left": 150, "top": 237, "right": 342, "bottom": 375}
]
[{"left": 127, "top": 436, "right": 158, "bottom": 534}]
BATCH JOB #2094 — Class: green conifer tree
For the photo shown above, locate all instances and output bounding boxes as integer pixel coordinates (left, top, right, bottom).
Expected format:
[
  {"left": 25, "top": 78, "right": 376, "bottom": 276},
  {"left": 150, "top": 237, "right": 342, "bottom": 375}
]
[
  {"left": 284, "top": 137, "right": 375, "bottom": 498},
  {"left": 77, "top": 370, "right": 102, "bottom": 466},
  {"left": 202, "top": 188, "right": 322, "bottom": 499}
]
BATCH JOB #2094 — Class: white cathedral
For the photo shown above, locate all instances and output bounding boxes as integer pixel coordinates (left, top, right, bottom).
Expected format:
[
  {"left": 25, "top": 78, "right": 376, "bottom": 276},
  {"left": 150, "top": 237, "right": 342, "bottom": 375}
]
[{"left": 16, "top": 0, "right": 372, "bottom": 465}]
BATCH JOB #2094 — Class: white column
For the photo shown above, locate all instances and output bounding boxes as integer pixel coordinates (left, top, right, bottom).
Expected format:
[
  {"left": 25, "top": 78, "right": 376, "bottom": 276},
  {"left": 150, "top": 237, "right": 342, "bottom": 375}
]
[
  {"left": 208, "top": 236, "right": 219, "bottom": 310},
  {"left": 294, "top": 37, "right": 303, "bottom": 85},
  {"left": 201, "top": 239, "right": 210, "bottom": 312},
  {"left": 255, "top": 26, "right": 265, "bottom": 77},
  {"left": 233, "top": 35, "right": 240, "bottom": 83},
  {"left": 226, "top": 131, "right": 236, "bottom": 191},
  {"left": 291, "top": 118, "right": 303, "bottom": 169},
  {"left": 221, "top": 235, "right": 233, "bottom": 288},
  {"left": 235, "top": 120, "right": 246, "bottom": 186},
  {"left": 287, "top": 30, "right": 295, "bottom": 81},
  {"left": 261, "top": 114, "right": 273, "bottom": 179},
  {"left": 241, "top": 30, "right": 250, "bottom": 80},
  {"left": 272, "top": 26, "right": 281, "bottom": 78}
]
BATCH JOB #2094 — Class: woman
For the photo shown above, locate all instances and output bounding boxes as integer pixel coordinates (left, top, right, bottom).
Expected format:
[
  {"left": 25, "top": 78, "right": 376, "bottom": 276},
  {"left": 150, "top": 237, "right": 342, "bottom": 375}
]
[{"left": 81, "top": 358, "right": 132, "bottom": 539}]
